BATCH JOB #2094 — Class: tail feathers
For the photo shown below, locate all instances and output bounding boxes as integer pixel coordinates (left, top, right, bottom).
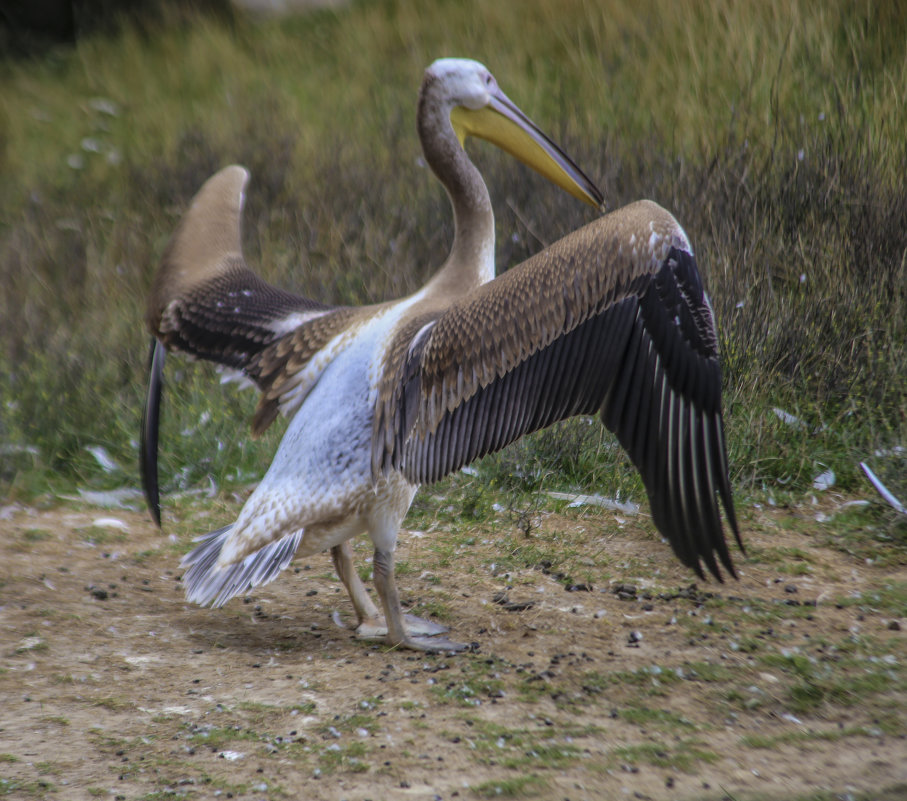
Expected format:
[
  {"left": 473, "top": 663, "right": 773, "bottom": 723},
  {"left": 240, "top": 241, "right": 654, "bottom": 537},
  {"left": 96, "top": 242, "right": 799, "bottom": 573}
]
[{"left": 180, "top": 525, "right": 302, "bottom": 608}]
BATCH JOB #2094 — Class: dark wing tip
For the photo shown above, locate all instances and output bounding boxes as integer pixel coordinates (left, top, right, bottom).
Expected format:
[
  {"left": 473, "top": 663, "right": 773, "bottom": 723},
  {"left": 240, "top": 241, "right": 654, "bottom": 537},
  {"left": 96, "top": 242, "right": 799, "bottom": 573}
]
[
  {"left": 140, "top": 338, "right": 165, "bottom": 527},
  {"left": 601, "top": 247, "right": 742, "bottom": 584}
]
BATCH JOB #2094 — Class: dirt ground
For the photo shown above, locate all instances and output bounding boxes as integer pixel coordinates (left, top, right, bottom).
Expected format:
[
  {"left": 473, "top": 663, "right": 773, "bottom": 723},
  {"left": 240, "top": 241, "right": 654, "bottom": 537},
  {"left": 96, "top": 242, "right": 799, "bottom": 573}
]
[{"left": 1, "top": 495, "right": 905, "bottom": 801}]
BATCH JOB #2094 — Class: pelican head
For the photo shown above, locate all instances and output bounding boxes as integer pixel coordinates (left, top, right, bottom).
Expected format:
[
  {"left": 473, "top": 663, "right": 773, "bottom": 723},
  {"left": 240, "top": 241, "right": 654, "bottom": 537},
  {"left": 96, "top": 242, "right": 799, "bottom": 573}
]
[{"left": 423, "top": 58, "right": 604, "bottom": 210}]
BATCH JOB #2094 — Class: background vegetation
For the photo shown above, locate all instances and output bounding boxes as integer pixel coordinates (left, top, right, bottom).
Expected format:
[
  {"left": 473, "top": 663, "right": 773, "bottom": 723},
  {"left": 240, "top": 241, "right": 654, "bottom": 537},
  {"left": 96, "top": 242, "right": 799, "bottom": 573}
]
[{"left": 1, "top": 0, "right": 905, "bottom": 533}]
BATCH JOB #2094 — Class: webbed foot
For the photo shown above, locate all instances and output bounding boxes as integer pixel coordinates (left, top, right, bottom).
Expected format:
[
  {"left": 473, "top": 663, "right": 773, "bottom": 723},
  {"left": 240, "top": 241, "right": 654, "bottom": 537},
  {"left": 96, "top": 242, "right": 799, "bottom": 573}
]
[
  {"left": 391, "top": 635, "right": 470, "bottom": 653},
  {"left": 353, "top": 613, "right": 448, "bottom": 640}
]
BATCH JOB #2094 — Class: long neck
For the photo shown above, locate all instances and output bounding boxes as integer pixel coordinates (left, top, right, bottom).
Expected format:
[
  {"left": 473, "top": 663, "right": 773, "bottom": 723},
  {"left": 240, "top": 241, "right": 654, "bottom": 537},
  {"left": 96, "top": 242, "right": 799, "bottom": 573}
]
[{"left": 418, "top": 85, "right": 496, "bottom": 296}]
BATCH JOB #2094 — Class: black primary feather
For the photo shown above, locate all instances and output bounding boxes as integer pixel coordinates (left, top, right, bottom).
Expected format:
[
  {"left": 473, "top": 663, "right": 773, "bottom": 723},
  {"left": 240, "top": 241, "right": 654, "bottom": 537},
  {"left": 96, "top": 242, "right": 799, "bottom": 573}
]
[{"left": 140, "top": 338, "right": 166, "bottom": 527}]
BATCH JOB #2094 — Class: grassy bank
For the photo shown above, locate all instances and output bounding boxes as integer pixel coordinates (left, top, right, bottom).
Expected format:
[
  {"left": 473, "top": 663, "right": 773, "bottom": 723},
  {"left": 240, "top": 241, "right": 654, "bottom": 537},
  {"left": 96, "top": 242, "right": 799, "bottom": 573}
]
[{"left": 0, "top": 0, "right": 905, "bottom": 534}]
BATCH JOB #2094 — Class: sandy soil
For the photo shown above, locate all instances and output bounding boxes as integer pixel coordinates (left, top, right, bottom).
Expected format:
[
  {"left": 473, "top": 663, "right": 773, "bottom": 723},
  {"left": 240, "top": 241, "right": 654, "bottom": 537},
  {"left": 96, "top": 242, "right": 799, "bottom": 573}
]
[{"left": 1, "top": 498, "right": 905, "bottom": 800}]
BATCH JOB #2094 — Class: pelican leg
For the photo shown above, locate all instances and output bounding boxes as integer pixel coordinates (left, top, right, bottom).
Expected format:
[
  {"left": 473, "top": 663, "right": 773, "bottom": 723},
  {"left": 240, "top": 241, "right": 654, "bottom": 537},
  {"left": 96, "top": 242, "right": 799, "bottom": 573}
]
[
  {"left": 372, "top": 547, "right": 465, "bottom": 652},
  {"left": 331, "top": 542, "right": 449, "bottom": 640},
  {"left": 331, "top": 542, "right": 381, "bottom": 624}
]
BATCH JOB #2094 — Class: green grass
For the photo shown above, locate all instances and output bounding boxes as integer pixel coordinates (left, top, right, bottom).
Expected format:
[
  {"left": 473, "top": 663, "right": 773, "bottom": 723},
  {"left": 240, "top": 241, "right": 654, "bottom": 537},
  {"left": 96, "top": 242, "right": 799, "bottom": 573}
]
[
  {"left": 21, "top": 528, "right": 52, "bottom": 542},
  {"left": 832, "top": 581, "right": 907, "bottom": 615},
  {"left": 580, "top": 665, "right": 684, "bottom": 697},
  {"left": 758, "top": 646, "right": 904, "bottom": 715},
  {"left": 609, "top": 739, "right": 720, "bottom": 772},
  {"left": 471, "top": 774, "right": 547, "bottom": 797},
  {"left": 316, "top": 739, "right": 370, "bottom": 774},
  {"left": 0, "top": 778, "right": 56, "bottom": 797},
  {"left": 617, "top": 705, "right": 701, "bottom": 730},
  {"left": 39, "top": 716, "right": 70, "bottom": 727},
  {"left": 0, "top": 0, "right": 905, "bottom": 545},
  {"left": 740, "top": 724, "right": 893, "bottom": 750},
  {"left": 452, "top": 717, "right": 587, "bottom": 771}
]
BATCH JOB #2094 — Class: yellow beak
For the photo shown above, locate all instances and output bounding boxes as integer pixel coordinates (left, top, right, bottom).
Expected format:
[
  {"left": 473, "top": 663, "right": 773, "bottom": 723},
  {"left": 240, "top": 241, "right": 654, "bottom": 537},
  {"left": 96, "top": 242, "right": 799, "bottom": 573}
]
[{"left": 450, "top": 90, "right": 604, "bottom": 211}]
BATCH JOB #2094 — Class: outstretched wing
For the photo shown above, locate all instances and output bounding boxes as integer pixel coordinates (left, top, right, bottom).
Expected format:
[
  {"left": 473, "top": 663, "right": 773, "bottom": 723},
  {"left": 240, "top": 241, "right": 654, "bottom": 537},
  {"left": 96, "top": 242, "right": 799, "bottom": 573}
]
[
  {"left": 375, "top": 200, "right": 741, "bottom": 580},
  {"left": 145, "top": 165, "right": 353, "bottom": 400},
  {"left": 142, "top": 166, "right": 361, "bottom": 522}
]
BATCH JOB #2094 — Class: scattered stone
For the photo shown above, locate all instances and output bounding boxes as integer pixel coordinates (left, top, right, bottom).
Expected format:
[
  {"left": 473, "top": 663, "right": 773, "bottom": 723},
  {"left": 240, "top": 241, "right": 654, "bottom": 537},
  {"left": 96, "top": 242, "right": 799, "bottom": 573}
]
[
  {"left": 658, "top": 584, "right": 713, "bottom": 604},
  {"left": 491, "top": 591, "right": 534, "bottom": 612},
  {"left": 90, "top": 516, "right": 129, "bottom": 530},
  {"left": 613, "top": 583, "right": 637, "bottom": 599},
  {"left": 89, "top": 97, "right": 120, "bottom": 116}
]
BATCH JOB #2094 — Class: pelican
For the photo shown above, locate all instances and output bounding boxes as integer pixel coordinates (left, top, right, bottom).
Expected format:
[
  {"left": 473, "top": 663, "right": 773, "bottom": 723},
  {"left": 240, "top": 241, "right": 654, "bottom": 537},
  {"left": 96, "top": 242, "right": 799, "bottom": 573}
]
[{"left": 142, "top": 58, "right": 741, "bottom": 652}]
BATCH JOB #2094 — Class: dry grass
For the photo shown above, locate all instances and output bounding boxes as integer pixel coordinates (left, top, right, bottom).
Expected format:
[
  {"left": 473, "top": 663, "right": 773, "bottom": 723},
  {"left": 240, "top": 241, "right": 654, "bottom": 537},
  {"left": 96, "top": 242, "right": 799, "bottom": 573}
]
[{"left": 0, "top": 0, "right": 905, "bottom": 524}]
